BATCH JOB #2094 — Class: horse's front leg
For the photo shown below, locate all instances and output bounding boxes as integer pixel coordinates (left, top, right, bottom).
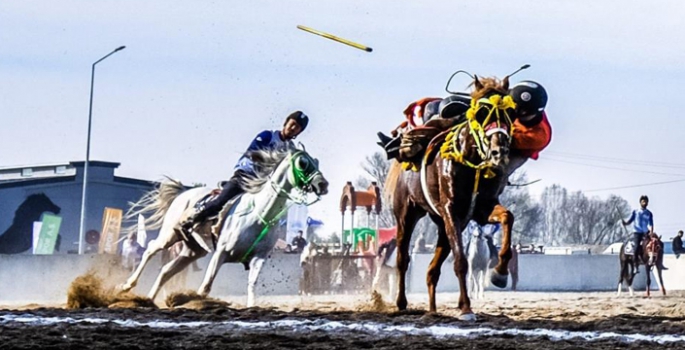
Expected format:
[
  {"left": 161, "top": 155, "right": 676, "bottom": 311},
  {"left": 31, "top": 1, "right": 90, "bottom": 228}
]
[
  {"left": 426, "top": 224, "right": 450, "bottom": 312},
  {"left": 246, "top": 256, "right": 265, "bottom": 307},
  {"left": 655, "top": 266, "right": 666, "bottom": 296},
  {"left": 440, "top": 209, "right": 472, "bottom": 320},
  {"left": 645, "top": 264, "right": 652, "bottom": 298},
  {"left": 394, "top": 205, "right": 422, "bottom": 311},
  {"left": 197, "top": 243, "right": 227, "bottom": 297},
  {"left": 488, "top": 204, "right": 514, "bottom": 288}
]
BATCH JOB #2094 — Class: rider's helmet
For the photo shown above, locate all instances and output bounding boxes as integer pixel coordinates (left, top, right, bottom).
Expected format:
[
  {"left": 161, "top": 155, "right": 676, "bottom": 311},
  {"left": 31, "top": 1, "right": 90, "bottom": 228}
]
[
  {"left": 285, "top": 111, "right": 309, "bottom": 132},
  {"left": 509, "top": 80, "right": 548, "bottom": 118},
  {"left": 439, "top": 95, "right": 470, "bottom": 119}
]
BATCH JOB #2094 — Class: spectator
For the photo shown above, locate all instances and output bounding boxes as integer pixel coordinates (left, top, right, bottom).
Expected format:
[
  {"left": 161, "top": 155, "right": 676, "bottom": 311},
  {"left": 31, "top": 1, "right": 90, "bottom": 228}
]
[
  {"left": 121, "top": 232, "right": 142, "bottom": 271},
  {"left": 674, "top": 230, "right": 684, "bottom": 258},
  {"left": 292, "top": 230, "right": 307, "bottom": 253}
]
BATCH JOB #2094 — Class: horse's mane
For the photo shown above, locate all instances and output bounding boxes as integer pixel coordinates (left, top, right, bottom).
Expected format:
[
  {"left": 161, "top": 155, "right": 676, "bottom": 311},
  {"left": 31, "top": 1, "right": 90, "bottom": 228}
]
[
  {"left": 240, "top": 147, "right": 291, "bottom": 194},
  {"left": 470, "top": 76, "right": 509, "bottom": 101}
]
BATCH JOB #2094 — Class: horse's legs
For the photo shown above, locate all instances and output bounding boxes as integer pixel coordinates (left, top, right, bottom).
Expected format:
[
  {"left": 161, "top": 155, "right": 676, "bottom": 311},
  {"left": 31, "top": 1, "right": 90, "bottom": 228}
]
[
  {"left": 617, "top": 260, "right": 626, "bottom": 297},
  {"left": 121, "top": 232, "right": 177, "bottom": 291},
  {"left": 468, "top": 265, "right": 476, "bottom": 299},
  {"left": 655, "top": 266, "right": 666, "bottom": 296},
  {"left": 197, "top": 246, "right": 228, "bottom": 297},
  {"left": 147, "top": 243, "right": 206, "bottom": 300},
  {"left": 246, "top": 257, "right": 265, "bottom": 307},
  {"left": 426, "top": 225, "right": 450, "bottom": 312},
  {"left": 395, "top": 205, "right": 423, "bottom": 311},
  {"left": 439, "top": 207, "right": 471, "bottom": 319},
  {"left": 488, "top": 205, "right": 513, "bottom": 288},
  {"left": 645, "top": 264, "right": 652, "bottom": 298}
]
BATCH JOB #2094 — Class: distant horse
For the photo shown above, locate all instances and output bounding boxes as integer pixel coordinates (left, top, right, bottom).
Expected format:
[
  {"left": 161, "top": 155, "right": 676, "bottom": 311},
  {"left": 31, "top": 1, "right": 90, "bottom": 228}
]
[
  {"left": 372, "top": 238, "right": 397, "bottom": 300},
  {"left": 466, "top": 223, "right": 491, "bottom": 300},
  {"left": 0, "top": 193, "right": 61, "bottom": 254},
  {"left": 617, "top": 233, "right": 666, "bottom": 297},
  {"left": 121, "top": 147, "right": 328, "bottom": 307},
  {"left": 385, "top": 76, "right": 515, "bottom": 320}
]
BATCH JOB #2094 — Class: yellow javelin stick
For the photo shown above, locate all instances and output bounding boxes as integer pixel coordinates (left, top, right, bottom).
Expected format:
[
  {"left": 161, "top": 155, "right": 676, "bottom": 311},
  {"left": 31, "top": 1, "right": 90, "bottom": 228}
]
[{"left": 297, "top": 25, "right": 373, "bottom": 53}]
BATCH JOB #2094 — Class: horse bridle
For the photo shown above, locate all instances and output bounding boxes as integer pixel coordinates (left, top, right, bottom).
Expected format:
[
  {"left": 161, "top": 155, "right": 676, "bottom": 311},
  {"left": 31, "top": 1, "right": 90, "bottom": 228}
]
[{"left": 269, "top": 151, "right": 323, "bottom": 206}]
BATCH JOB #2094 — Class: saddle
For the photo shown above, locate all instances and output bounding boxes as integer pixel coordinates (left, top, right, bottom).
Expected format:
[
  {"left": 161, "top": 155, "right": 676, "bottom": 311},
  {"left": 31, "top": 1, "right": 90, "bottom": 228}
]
[{"left": 398, "top": 118, "right": 461, "bottom": 171}]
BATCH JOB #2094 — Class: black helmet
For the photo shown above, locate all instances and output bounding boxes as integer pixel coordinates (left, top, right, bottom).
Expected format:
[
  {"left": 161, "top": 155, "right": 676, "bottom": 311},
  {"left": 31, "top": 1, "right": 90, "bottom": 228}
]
[
  {"left": 285, "top": 111, "right": 309, "bottom": 132},
  {"left": 439, "top": 95, "right": 470, "bottom": 119},
  {"left": 509, "top": 80, "right": 548, "bottom": 117}
]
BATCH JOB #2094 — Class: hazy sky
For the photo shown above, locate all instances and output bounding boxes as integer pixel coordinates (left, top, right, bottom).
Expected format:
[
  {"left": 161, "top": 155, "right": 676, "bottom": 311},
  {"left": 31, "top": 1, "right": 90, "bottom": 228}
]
[{"left": 2, "top": 0, "right": 685, "bottom": 236}]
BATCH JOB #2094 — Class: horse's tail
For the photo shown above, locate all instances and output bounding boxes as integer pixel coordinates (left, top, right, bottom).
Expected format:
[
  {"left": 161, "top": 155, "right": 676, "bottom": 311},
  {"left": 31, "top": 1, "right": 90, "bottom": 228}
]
[
  {"left": 384, "top": 160, "right": 402, "bottom": 205},
  {"left": 123, "top": 176, "right": 186, "bottom": 236}
]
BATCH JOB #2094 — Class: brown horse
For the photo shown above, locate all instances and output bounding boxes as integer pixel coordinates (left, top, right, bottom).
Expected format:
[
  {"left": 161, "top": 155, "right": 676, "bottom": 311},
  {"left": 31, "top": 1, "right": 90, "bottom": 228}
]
[
  {"left": 617, "top": 233, "right": 666, "bottom": 297},
  {"left": 385, "top": 76, "right": 516, "bottom": 320}
]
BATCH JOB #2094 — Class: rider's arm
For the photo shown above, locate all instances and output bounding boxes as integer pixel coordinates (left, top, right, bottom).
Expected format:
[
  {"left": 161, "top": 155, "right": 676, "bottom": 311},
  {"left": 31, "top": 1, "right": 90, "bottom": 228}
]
[
  {"left": 246, "top": 130, "right": 273, "bottom": 152},
  {"left": 648, "top": 212, "right": 654, "bottom": 233}
]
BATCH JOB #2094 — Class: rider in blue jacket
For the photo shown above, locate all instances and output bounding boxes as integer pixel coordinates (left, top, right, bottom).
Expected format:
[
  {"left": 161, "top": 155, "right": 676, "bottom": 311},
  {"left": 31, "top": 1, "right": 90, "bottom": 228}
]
[{"left": 181, "top": 111, "right": 309, "bottom": 234}]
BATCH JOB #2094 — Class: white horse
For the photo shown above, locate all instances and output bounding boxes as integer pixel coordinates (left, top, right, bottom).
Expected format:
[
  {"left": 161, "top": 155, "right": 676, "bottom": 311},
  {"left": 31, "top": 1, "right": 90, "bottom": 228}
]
[
  {"left": 372, "top": 238, "right": 397, "bottom": 300},
  {"left": 120, "top": 148, "right": 328, "bottom": 306},
  {"left": 466, "top": 222, "right": 492, "bottom": 300}
]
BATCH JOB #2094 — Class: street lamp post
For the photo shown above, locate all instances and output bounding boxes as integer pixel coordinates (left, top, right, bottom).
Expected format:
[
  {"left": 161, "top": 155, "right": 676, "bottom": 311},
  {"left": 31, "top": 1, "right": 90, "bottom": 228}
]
[{"left": 78, "top": 45, "right": 126, "bottom": 255}]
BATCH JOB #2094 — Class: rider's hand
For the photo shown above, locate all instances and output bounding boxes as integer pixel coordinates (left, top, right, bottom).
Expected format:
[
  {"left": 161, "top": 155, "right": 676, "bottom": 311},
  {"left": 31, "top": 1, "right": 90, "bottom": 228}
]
[{"left": 621, "top": 220, "right": 628, "bottom": 226}]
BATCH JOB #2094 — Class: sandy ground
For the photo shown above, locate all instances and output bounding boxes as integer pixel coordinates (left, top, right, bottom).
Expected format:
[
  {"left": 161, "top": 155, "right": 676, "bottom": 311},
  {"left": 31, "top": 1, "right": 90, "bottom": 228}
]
[{"left": 2, "top": 289, "right": 685, "bottom": 349}]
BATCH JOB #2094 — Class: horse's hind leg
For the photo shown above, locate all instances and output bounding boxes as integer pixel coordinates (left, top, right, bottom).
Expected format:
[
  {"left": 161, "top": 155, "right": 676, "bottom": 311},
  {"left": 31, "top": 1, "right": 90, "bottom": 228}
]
[
  {"left": 617, "top": 260, "right": 627, "bottom": 297},
  {"left": 394, "top": 204, "right": 424, "bottom": 311},
  {"left": 655, "top": 266, "right": 666, "bottom": 296},
  {"left": 426, "top": 224, "right": 450, "bottom": 312},
  {"left": 488, "top": 205, "right": 514, "bottom": 289},
  {"left": 148, "top": 243, "right": 206, "bottom": 300},
  {"left": 121, "top": 230, "right": 178, "bottom": 291},
  {"left": 246, "top": 257, "right": 265, "bottom": 307}
]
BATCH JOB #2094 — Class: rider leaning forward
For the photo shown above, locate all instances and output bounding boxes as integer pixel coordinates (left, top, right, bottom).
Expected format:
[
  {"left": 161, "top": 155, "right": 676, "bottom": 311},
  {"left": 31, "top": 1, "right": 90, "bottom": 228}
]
[
  {"left": 180, "top": 111, "right": 310, "bottom": 235},
  {"left": 376, "top": 79, "right": 552, "bottom": 177}
]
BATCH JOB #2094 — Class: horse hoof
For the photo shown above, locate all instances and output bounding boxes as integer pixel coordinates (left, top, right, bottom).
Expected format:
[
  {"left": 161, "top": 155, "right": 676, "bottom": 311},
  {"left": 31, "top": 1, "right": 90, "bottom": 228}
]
[
  {"left": 459, "top": 313, "right": 477, "bottom": 322},
  {"left": 490, "top": 272, "right": 508, "bottom": 289}
]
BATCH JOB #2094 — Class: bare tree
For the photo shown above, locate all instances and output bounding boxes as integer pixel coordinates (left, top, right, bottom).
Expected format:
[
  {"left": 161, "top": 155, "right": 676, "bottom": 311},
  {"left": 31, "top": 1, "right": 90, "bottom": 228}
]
[
  {"left": 500, "top": 171, "right": 544, "bottom": 244},
  {"left": 354, "top": 152, "right": 396, "bottom": 228}
]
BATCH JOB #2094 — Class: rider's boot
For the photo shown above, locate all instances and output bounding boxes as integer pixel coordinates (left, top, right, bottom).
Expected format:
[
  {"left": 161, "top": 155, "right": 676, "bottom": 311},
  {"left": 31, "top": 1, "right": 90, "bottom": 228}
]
[
  {"left": 376, "top": 132, "right": 401, "bottom": 160},
  {"left": 180, "top": 207, "right": 207, "bottom": 239}
]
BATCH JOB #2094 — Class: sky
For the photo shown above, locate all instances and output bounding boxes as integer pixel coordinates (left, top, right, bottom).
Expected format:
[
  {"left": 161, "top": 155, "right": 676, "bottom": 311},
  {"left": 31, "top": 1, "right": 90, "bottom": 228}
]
[{"left": 2, "top": 0, "right": 685, "bottom": 237}]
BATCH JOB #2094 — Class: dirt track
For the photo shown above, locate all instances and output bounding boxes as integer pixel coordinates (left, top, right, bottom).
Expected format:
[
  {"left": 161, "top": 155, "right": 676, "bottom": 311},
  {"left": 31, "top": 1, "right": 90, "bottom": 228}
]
[{"left": 2, "top": 291, "right": 685, "bottom": 349}]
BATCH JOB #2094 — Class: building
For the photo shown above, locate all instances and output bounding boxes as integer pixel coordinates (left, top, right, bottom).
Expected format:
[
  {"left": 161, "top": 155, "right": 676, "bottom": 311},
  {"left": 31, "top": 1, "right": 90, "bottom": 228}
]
[{"left": 0, "top": 161, "right": 161, "bottom": 254}]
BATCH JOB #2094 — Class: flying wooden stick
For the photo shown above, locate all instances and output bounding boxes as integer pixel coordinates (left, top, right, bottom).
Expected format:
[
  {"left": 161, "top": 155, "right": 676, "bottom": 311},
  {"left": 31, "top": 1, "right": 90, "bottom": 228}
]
[{"left": 297, "top": 25, "right": 373, "bottom": 52}]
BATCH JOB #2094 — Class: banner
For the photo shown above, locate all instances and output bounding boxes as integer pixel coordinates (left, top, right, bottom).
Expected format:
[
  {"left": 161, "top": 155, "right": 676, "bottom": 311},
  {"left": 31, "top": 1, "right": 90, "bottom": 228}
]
[
  {"left": 32, "top": 222, "right": 42, "bottom": 254},
  {"left": 34, "top": 214, "right": 62, "bottom": 255},
  {"left": 99, "top": 207, "right": 123, "bottom": 254},
  {"left": 286, "top": 204, "right": 308, "bottom": 244}
]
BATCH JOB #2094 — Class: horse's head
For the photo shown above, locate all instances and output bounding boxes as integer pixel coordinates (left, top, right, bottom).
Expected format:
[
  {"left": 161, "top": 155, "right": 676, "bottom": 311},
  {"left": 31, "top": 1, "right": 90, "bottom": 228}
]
[
  {"left": 454, "top": 76, "right": 514, "bottom": 169},
  {"left": 287, "top": 150, "right": 329, "bottom": 197},
  {"left": 16, "top": 193, "right": 61, "bottom": 218},
  {"left": 645, "top": 233, "right": 662, "bottom": 267}
]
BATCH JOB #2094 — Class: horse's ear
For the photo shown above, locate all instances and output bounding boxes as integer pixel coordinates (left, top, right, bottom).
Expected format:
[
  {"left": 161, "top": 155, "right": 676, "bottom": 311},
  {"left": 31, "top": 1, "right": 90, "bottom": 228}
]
[
  {"left": 502, "top": 76, "right": 510, "bottom": 91},
  {"left": 474, "top": 75, "right": 483, "bottom": 91}
]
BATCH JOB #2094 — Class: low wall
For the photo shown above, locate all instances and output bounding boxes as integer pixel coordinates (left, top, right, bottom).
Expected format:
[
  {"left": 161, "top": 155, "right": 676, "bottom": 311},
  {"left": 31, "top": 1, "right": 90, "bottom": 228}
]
[
  {"left": 1, "top": 253, "right": 682, "bottom": 304},
  {"left": 0, "top": 252, "right": 301, "bottom": 304},
  {"left": 405, "top": 253, "right": 677, "bottom": 294}
]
